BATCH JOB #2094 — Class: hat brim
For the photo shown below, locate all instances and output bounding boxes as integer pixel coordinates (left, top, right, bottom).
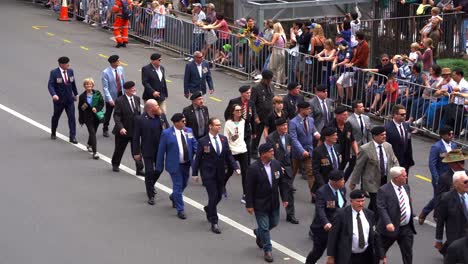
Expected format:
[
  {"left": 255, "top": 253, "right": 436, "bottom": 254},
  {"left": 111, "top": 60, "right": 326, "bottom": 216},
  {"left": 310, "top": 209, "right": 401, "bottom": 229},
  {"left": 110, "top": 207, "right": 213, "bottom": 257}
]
[{"left": 441, "top": 155, "right": 468, "bottom": 163}]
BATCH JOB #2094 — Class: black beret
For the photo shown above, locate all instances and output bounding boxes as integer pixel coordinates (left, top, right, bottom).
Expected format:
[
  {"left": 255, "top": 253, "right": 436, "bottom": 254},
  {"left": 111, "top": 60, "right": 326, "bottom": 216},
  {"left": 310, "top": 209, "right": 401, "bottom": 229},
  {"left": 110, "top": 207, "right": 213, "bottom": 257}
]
[
  {"left": 439, "top": 126, "right": 453, "bottom": 136},
  {"left": 171, "top": 113, "right": 185, "bottom": 122},
  {"left": 334, "top": 105, "right": 347, "bottom": 114},
  {"left": 261, "top": 70, "right": 274, "bottom": 80},
  {"left": 108, "top": 55, "right": 119, "bottom": 64},
  {"left": 239, "top": 85, "right": 251, "bottom": 93},
  {"left": 297, "top": 101, "right": 311, "bottom": 109},
  {"left": 58, "top": 56, "right": 70, "bottom": 64},
  {"left": 150, "top": 53, "right": 161, "bottom": 60},
  {"left": 315, "top": 84, "right": 327, "bottom": 92},
  {"left": 287, "top": 82, "right": 300, "bottom": 90},
  {"left": 258, "top": 142, "right": 274, "bottom": 154},
  {"left": 275, "top": 117, "right": 287, "bottom": 126},
  {"left": 123, "top": 81, "right": 135, "bottom": 90},
  {"left": 350, "top": 189, "right": 366, "bottom": 199},
  {"left": 321, "top": 126, "right": 337, "bottom": 137},
  {"left": 190, "top": 92, "right": 203, "bottom": 100},
  {"left": 371, "top": 126, "right": 386, "bottom": 136},
  {"left": 329, "top": 170, "right": 344, "bottom": 181}
]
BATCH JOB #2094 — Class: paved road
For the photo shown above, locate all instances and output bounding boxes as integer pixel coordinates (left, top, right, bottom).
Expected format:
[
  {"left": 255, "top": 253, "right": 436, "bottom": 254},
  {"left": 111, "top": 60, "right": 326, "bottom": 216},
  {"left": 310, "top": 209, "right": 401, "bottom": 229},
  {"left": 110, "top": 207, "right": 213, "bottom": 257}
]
[{"left": 0, "top": 1, "right": 448, "bottom": 263}]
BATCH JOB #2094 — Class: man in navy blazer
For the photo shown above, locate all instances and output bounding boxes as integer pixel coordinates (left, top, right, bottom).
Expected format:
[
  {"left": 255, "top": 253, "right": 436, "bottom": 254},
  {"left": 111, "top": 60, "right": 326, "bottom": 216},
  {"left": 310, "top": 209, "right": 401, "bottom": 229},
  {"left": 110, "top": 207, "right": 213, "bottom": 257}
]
[
  {"left": 156, "top": 113, "right": 197, "bottom": 220},
  {"left": 48, "top": 56, "right": 79, "bottom": 143},
  {"left": 192, "top": 117, "right": 239, "bottom": 234},
  {"left": 132, "top": 99, "right": 169, "bottom": 205},
  {"left": 101, "top": 54, "right": 125, "bottom": 137},
  {"left": 183, "top": 51, "right": 214, "bottom": 98},
  {"left": 419, "top": 126, "right": 457, "bottom": 224},
  {"left": 141, "top": 53, "right": 168, "bottom": 112}
]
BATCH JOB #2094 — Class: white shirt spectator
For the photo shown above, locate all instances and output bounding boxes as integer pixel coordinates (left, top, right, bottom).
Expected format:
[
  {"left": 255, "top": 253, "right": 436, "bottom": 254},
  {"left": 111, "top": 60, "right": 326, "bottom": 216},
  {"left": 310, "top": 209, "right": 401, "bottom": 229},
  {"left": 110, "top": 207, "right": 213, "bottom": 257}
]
[
  {"left": 224, "top": 119, "right": 247, "bottom": 155},
  {"left": 193, "top": 10, "right": 206, "bottom": 34}
]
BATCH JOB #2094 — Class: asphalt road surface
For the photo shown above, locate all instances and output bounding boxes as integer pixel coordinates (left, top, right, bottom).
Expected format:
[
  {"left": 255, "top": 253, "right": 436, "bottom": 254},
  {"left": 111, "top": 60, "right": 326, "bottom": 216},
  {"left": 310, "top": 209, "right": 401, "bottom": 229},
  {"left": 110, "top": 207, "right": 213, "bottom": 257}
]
[{"left": 0, "top": 1, "right": 449, "bottom": 263}]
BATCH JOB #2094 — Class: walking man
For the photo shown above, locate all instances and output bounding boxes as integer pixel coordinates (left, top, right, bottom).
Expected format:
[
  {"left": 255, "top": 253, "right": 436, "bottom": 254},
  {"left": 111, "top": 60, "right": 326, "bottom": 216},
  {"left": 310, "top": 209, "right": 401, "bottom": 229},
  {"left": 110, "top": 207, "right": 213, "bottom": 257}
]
[
  {"left": 141, "top": 53, "right": 168, "bottom": 113},
  {"left": 101, "top": 54, "right": 125, "bottom": 137}
]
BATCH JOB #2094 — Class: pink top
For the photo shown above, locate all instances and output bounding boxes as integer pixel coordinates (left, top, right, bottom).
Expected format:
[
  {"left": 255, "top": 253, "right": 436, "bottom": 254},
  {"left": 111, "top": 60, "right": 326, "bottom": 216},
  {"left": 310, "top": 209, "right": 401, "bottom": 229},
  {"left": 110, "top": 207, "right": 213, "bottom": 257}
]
[
  {"left": 421, "top": 48, "right": 433, "bottom": 72},
  {"left": 274, "top": 34, "right": 286, "bottom": 48},
  {"left": 216, "top": 19, "right": 230, "bottom": 40}
]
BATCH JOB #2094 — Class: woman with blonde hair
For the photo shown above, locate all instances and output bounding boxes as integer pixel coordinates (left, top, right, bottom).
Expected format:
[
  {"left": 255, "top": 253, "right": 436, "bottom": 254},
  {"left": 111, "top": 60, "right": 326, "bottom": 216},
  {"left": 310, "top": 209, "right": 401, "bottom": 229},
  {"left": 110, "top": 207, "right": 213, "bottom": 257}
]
[
  {"left": 261, "top": 22, "right": 287, "bottom": 87},
  {"left": 307, "top": 23, "right": 326, "bottom": 89}
]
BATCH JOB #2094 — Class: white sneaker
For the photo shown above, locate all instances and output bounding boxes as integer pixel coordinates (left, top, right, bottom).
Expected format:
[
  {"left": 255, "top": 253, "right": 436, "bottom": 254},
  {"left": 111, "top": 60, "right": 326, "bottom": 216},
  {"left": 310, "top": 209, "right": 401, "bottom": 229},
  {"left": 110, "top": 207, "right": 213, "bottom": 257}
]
[
  {"left": 413, "top": 118, "right": 423, "bottom": 126},
  {"left": 184, "top": 57, "right": 191, "bottom": 61},
  {"left": 460, "top": 129, "right": 466, "bottom": 136},
  {"left": 241, "top": 195, "right": 246, "bottom": 204}
]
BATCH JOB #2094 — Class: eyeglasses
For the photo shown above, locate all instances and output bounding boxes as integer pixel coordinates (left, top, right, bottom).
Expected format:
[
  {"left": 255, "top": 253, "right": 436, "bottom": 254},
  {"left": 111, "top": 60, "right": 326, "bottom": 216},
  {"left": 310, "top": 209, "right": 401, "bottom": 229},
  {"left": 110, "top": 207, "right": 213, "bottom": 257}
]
[{"left": 381, "top": 59, "right": 389, "bottom": 62}]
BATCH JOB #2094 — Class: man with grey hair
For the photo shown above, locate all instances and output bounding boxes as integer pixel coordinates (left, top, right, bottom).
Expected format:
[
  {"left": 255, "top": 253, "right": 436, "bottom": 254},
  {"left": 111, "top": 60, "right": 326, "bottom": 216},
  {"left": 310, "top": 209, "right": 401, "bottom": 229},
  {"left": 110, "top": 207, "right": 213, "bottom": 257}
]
[
  {"left": 376, "top": 166, "right": 417, "bottom": 264},
  {"left": 185, "top": 3, "right": 206, "bottom": 61},
  {"left": 184, "top": 51, "right": 214, "bottom": 99},
  {"left": 435, "top": 170, "right": 468, "bottom": 257},
  {"left": 205, "top": 3, "right": 216, "bottom": 24}
]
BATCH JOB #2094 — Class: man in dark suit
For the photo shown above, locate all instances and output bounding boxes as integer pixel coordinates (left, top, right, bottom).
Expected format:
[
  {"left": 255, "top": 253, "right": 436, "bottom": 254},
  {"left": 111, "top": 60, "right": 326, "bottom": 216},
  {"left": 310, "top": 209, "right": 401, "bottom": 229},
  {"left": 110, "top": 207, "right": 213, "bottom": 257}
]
[
  {"left": 376, "top": 166, "right": 417, "bottom": 264},
  {"left": 156, "top": 113, "right": 197, "bottom": 220},
  {"left": 192, "top": 118, "right": 239, "bottom": 234},
  {"left": 306, "top": 170, "right": 346, "bottom": 264},
  {"left": 419, "top": 126, "right": 457, "bottom": 224},
  {"left": 182, "top": 92, "right": 209, "bottom": 140},
  {"left": 312, "top": 126, "right": 342, "bottom": 188},
  {"left": 246, "top": 143, "right": 290, "bottom": 263},
  {"left": 445, "top": 230, "right": 468, "bottom": 264},
  {"left": 48, "top": 56, "right": 79, "bottom": 143},
  {"left": 111, "top": 81, "right": 144, "bottom": 175},
  {"left": 224, "top": 85, "right": 257, "bottom": 162},
  {"left": 435, "top": 171, "right": 468, "bottom": 256},
  {"left": 283, "top": 82, "right": 305, "bottom": 120},
  {"left": 183, "top": 51, "right": 214, "bottom": 98},
  {"left": 266, "top": 118, "right": 297, "bottom": 224},
  {"left": 309, "top": 84, "right": 334, "bottom": 133},
  {"left": 326, "top": 189, "right": 385, "bottom": 264},
  {"left": 141, "top": 53, "right": 168, "bottom": 113},
  {"left": 132, "top": 99, "right": 169, "bottom": 205},
  {"left": 384, "top": 105, "right": 414, "bottom": 176}
]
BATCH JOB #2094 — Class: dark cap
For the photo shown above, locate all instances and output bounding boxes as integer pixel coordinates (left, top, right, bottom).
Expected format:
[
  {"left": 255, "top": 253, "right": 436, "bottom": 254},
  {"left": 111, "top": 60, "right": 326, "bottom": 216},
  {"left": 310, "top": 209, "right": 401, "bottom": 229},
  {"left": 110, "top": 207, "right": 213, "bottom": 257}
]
[
  {"left": 287, "top": 82, "right": 301, "bottom": 91},
  {"left": 439, "top": 126, "right": 453, "bottom": 136},
  {"left": 350, "top": 189, "right": 366, "bottom": 199},
  {"left": 371, "top": 126, "right": 386, "bottom": 136},
  {"left": 321, "top": 126, "right": 337, "bottom": 137},
  {"left": 315, "top": 84, "right": 327, "bottom": 92},
  {"left": 150, "top": 53, "right": 161, "bottom": 61},
  {"left": 123, "top": 81, "right": 135, "bottom": 90},
  {"left": 58, "top": 56, "right": 70, "bottom": 64},
  {"left": 171, "top": 113, "right": 185, "bottom": 122},
  {"left": 258, "top": 142, "right": 274, "bottom": 154},
  {"left": 190, "top": 92, "right": 203, "bottom": 100},
  {"left": 108, "top": 55, "right": 119, "bottom": 64},
  {"left": 261, "top": 70, "right": 274, "bottom": 80},
  {"left": 329, "top": 170, "right": 344, "bottom": 181},
  {"left": 275, "top": 117, "right": 287, "bottom": 126},
  {"left": 334, "top": 105, "right": 347, "bottom": 114},
  {"left": 239, "top": 85, "right": 251, "bottom": 93},
  {"left": 297, "top": 101, "right": 310, "bottom": 109}
]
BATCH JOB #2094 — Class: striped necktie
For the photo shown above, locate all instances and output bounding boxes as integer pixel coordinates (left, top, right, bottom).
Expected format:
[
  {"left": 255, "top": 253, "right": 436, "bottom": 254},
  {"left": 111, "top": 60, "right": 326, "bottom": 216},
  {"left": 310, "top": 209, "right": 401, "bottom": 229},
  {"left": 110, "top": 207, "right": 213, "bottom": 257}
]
[{"left": 398, "top": 187, "right": 407, "bottom": 225}]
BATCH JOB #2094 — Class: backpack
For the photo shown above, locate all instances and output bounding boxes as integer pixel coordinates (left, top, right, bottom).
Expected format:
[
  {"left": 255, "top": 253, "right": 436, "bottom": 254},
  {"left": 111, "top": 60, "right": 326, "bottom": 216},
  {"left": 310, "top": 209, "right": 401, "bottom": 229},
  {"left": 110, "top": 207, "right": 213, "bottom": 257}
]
[{"left": 121, "top": 0, "right": 132, "bottom": 20}]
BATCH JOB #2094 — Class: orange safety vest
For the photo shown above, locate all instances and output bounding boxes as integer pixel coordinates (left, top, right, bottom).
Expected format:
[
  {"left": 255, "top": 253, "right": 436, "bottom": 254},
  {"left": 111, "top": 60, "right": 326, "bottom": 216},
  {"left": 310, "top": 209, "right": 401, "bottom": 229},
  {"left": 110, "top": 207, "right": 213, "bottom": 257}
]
[{"left": 112, "top": 0, "right": 132, "bottom": 16}]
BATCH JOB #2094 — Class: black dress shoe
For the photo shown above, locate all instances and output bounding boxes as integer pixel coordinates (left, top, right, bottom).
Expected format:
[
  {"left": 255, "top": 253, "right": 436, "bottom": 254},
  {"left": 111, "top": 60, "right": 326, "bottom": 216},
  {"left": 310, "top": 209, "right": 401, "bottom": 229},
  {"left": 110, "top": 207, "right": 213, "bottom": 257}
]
[
  {"left": 51, "top": 133, "right": 56, "bottom": 140},
  {"left": 147, "top": 197, "right": 155, "bottom": 205},
  {"left": 92, "top": 153, "right": 100, "bottom": 160},
  {"left": 136, "top": 170, "right": 145, "bottom": 176},
  {"left": 115, "top": 43, "right": 122, "bottom": 48},
  {"left": 112, "top": 166, "right": 120, "bottom": 172},
  {"left": 264, "top": 252, "right": 274, "bottom": 263},
  {"left": 69, "top": 138, "right": 78, "bottom": 144},
  {"left": 169, "top": 195, "right": 176, "bottom": 208},
  {"left": 203, "top": 206, "right": 209, "bottom": 222},
  {"left": 253, "top": 229, "right": 263, "bottom": 249},
  {"left": 103, "top": 131, "right": 109, "bottom": 137},
  {"left": 177, "top": 212, "right": 186, "bottom": 220},
  {"left": 211, "top": 224, "right": 221, "bottom": 234},
  {"left": 122, "top": 43, "right": 127, "bottom": 47},
  {"left": 286, "top": 216, "right": 299, "bottom": 224}
]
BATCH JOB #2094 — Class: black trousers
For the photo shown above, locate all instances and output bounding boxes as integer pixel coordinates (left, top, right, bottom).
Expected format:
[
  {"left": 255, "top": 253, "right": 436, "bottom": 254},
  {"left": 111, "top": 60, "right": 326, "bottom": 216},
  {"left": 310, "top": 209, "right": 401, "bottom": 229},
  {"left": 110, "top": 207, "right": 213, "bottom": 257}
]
[
  {"left": 102, "top": 102, "right": 114, "bottom": 132},
  {"left": 344, "top": 156, "right": 356, "bottom": 182},
  {"left": 244, "top": 137, "right": 252, "bottom": 165},
  {"left": 204, "top": 179, "right": 223, "bottom": 224},
  {"left": 284, "top": 166, "right": 296, "bottom": 218},
  {"left": 111, "top": 135, "right": 144, "bottom": 171},
  {"left": 84, "top": 118, "right": 99, "bottom": 153},
  {"left": 368, "top": 176, "right": 387, "bottom": 217},
  {"left": 379, "top": 225, "right": 414, "bottom": 264},
  {"left": 305, "top": 228, "right": 328, "bottom": 264},
  {"left": 251, "top": 122, "right": 265, "bottom": 156},
  {"left": 51, "top": 101, "right": 76, "bottom": 138},
  {"left": 143, "top": 156, "right": 160, "bottom": 199},
  {"left": 225, "top": 152, "right": 249, "bottom": 195},
  {"left": 350, "top": 247, "right": 374, "bottom": 264}
]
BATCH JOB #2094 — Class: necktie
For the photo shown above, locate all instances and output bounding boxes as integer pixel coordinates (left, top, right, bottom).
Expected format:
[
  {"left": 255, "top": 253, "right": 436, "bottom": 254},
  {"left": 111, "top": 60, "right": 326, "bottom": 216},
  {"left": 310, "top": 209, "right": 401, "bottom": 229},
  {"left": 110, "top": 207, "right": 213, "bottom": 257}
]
[
  {"left": 242, "top": 103, "right": 247, "bottom": 119},
  {"left": 357, "top": 212, "right": 365, "bottom": 249},
  {"left": 378, "top": 145, "right": 386, "bottom": 177},
  {"left": 180, "top": 130, "right": 189, "bottom": 162},
  {"left": 63, "top": 70, "right": 68, "bottom": 84},
  {"left": 115, "top": 69, "right": 122, "bottom": 95},
  {"left": 358, "top": 115, "right": 365, "bottom": 135},
  {"left": 398, "top": 187, "right": 408, "bottom": 225},
  {"left": 331, "top": 146, "right": 339, "bottom": 169},
  {"left": 197, "top": 108, "right": 204, "bottom": 136},
  {"left": 399, "top": 124, "right": 405, "bottom": 143},
  {"left": 303, "top": 117, "right": 308, "bottom": 134},
  {"left": 322, "top": 100, "right": 329, "bottom": 124},
  {"left": 460, "top": 194, "right": 468, "bottom": 221},
  {"left": 336, "top": 190, "right": 344, "bottom": 208},
  {"left": 130, "top": 97, "right": 136, "bottom": 113},
  {"left": 214, "top": 135, "right": 220, "bottom": 155}
]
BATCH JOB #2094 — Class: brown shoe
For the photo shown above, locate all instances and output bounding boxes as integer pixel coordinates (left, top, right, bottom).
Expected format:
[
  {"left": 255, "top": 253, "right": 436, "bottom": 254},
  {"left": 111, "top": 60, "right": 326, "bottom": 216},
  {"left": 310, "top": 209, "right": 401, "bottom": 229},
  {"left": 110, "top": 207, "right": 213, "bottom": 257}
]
[
  {"left": 418, "top": 212, "right": 426, "bottom": 225},
  {"left": 264, "top": 252, "right": 273, "bottom": 263}
]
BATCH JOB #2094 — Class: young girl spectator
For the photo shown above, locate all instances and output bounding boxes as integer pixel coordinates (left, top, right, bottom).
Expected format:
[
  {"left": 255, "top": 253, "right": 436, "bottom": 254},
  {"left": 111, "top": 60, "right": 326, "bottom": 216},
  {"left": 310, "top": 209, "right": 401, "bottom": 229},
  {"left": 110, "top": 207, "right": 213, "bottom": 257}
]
[
  {"left": 78, "top": 78, "right": 104, "bottom": 160},
  {"left": 214, "top": 44, "right": 232, "bottom": 65},
  {"left": 420, "top": 7, "right": 443, "bottom": 42},
  {"left": 421, "top": 38, "right": 434, "bottom": 73},
  {"left": 403, "top": 42, "right": 422, "bottom": 67}
]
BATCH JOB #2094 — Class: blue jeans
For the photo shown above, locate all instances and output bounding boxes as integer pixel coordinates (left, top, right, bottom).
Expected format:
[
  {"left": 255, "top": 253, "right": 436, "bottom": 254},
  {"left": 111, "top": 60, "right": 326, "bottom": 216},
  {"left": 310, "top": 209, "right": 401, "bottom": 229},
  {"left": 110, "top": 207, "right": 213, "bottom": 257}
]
[
  {"left": 191, "top": 33, "right": 204, "bottom": 55},
  {"left": 169, "top": 163, "right": 191, "bottom": 213},
  {"left": 255, "top": 209, "right": 280, "bottom": 253}
]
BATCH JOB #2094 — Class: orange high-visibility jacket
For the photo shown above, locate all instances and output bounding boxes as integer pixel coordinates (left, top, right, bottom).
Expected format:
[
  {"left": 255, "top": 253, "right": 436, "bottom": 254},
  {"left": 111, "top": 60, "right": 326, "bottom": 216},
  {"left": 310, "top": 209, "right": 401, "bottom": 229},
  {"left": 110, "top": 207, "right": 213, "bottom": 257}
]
[{"left": 112, "top": 0, "right": 133, "bottom": 15}]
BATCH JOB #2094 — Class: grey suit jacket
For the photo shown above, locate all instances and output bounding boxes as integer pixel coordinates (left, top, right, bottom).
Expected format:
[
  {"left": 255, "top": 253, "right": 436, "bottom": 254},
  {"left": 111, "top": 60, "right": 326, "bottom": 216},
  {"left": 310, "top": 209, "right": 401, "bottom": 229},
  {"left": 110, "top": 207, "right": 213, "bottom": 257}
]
[
  {"left": 309, "top": 97, "right": 334, "bottom": 133},
  {"left": 350, "top": 141, "right": 399, "bottom": 193},
  {"left": 347, "top": 113, "right": 372, "bottom": 146}
]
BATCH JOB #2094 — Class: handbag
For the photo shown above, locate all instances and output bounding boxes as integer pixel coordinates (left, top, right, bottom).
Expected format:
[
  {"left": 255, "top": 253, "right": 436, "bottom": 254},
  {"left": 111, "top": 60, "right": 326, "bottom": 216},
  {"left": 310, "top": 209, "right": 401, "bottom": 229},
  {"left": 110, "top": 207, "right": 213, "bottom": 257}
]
[{"left": 91, "top": 91, "right": 105, "bottom": 122}]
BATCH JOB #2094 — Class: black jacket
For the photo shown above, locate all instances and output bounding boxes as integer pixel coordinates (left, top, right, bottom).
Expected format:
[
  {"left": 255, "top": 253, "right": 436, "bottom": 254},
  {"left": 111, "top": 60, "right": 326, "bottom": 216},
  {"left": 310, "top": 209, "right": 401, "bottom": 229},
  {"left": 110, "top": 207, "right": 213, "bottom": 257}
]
[
  {"left": 112, "top": 95, "right": 141, "bottom": 137},
  {"left": 132, "top": 112, "right": 168, "bottom": 158},
  {"left": 182, "top": 104, "right": 209, "bottom": 140},
  {"left": 283, "top": 93, "right": 304, "bottom": 120},
  {"left": 312, "top": 143, "right": 342, "bottom": 187},
  {"left": 78, "top": 90, "right": 104, "bottom": 125},
  {"left": 141, "top": 64, "right": 168, "bottom": 101},
  {"left": 436, "top": 189, "right": 468, "bottom": 244},
  {"left": 251, "top": 82, "right": 274, "bottom": 123},
  {"left": 311, "top": 183, "right": 346, "bottom": 229},
  {"left": 384, "top": 121, "right": 415, "bottom": 169}
]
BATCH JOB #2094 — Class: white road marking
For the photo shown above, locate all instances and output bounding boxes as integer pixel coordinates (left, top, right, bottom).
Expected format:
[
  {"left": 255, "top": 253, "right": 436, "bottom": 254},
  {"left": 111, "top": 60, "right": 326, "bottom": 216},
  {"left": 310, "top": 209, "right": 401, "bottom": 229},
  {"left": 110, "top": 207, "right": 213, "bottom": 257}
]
[{"left": 0, "top": 102, "right": 306, "bottom": 263}]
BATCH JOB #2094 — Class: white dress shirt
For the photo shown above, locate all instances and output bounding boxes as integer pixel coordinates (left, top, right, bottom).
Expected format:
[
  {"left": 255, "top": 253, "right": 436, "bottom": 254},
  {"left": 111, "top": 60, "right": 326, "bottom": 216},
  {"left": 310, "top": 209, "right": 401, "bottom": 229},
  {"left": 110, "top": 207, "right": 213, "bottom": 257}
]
[
  {"left": 352, "top": 208, "right": 370, "bottom": 253},
  {"left": 59, "top": 66, "right": 68, "bottom": 83},
  {"left": 263, "top": 161, "right": 273, "bottom": 186},
  {"left": 153, "top": 65, "right": 163, "bottom": 81},
  {"left": 196, "top": 63, "right": 203, "bottom": 78},
  {"left": 442, "top": 139, "right": 452, "bottom": 152},
  {"left": 209, "top": 133, "right": 222, "bottom": 154},
  {"left": 393, "top": 120, "right": 406, "bottom": 141},
  {"left": 176, "top": 129, "right": 186, "bottom": 163},
  {"left": 373, "top": 141, "right": 388, "bottom": 171},
  {"left": 391, "top": 181, "right": 411, "bottom": 226},
  {"left": 354, "top": 113, "right": 365, "bottom": 132},
  {"left": 125, "top": 94, "right": 135, "bottom": 112}
]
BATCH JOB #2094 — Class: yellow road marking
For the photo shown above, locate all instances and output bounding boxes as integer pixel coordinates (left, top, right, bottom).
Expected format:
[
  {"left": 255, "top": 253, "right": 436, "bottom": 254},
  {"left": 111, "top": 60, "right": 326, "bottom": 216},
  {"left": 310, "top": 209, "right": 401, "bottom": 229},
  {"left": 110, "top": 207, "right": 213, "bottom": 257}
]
[
  {"left": 46, "top": 32, "right": 55, "bottom": 36},
  {"left": 32, "top": 26, "right": 48, "bottom": 30},
  {"left": 120, "top": 62, "right": 128, "bottom": 66},
  {"left": 99, "top": 54, "right": 109, "bottom": 59},
  {"left": 209, "top": 96, "right": 222, "bottom": 102},
  {"left": 80, "top": 46, "right": 89, "bottom": 51},
  {"left": 63, "top": 39, "right": 72, "bottom": 43},
  {"left": 166, "top": 79, "right": 172, "bottom": 83},
  {"left": 416, "top": 174, "right": 432, "bottom": 183}
]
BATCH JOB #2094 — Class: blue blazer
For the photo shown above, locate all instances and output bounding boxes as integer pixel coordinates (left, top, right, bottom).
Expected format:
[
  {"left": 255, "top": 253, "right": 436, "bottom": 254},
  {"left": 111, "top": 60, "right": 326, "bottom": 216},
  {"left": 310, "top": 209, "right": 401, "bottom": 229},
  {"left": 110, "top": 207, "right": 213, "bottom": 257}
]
[
  {"left": 429, "top": 140, "right": 457, "bottom": 183},
  {"left": 47, "top": 67, "right": 78, "bottom": 104},
  {"left": 289, "top": 114, "right": 318, "bottom": 159},
  {"left": 192, "top": 134, "right": 238, "bottom": 182},
  {"left": 183, "top": 61, "right": 214, "bottom": 95},
  {"left": 101, "top": 66, "right": 125, "bottom": 102},
  {"left": 156, "top": 127, "right": 197, "bottom": 174}
]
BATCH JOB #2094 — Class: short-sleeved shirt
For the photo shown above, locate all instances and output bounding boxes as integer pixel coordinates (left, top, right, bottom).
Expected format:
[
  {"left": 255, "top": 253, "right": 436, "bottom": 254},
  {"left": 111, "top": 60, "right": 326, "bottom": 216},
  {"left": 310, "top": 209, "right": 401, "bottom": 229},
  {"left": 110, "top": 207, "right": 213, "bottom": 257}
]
[
  {"left": 216, "top": 19, "right": 230, "bottom": 40},
  {"left": 375, "top": 63, "right": 394, "bottom": 85},
  {"left": 193, "top": 11, "right": 206, "bottom": 34},
  {"left": 336, "top": 48, "right": 353, "bottom": 72}
]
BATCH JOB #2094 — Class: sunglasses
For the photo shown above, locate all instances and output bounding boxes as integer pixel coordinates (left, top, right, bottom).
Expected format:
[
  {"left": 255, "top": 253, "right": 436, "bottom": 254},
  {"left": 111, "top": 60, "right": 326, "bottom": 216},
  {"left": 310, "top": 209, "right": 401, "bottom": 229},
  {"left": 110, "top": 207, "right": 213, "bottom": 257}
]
[
  {"left": 381, "top": 59, "right": 389, "bottom": 62},
  {"left": 399, "top": 113, "right": 407, "bottom": 116},
  {"left": 195, "top": 56, "right": 203, "bottom": 59},
  {"left": 234, "top": 109, "right": 242, "bottom": 112}
]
